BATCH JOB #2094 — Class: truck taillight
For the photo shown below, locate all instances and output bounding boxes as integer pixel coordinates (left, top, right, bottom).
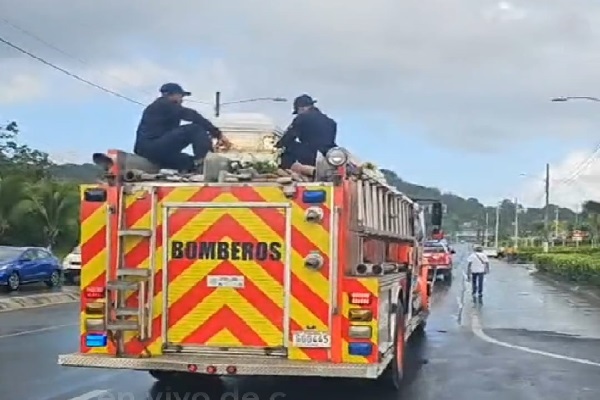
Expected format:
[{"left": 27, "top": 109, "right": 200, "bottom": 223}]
[
  {"left": 85, "top": 318, "right": 106, "bottom": 332},
  {"left": 349, "top": 293, "right": 371, "bottom": 305},
  {"left": 349, "top": 325, "right": 372, "bottom": 339},
  {"left": 85, "top": 333, "right": 108, "bottom": 347},
  {"left": 85, "top": 286, "right": 105, "bottom": 299},
  {"left": 349, "top": 309, "right": 373, "bottom": 321},
  {"left": 348, "top": 343, "right": 373, "bottom": 356}
]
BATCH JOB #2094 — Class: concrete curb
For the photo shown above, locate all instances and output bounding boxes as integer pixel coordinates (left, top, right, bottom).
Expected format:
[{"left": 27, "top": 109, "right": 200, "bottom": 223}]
[
  {"left": 532, "top": 272, "right": 600, "bottom": 302},
  {"left": 515, "top": 263, "right": 600, "bottom": 302},
  {"left": 0, "top": 288, "right": 79, "bottom": 313}
]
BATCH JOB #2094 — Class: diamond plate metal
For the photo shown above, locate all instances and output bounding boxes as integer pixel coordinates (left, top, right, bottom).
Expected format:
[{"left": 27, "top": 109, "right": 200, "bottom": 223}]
[{"left": 58, "top": 353, "right": 391, "bottom": 379}]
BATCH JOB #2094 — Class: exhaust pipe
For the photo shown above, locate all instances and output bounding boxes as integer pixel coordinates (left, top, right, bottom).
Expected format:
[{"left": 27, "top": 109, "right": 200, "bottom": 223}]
[
  {"left": 92, "top": 153, "right": 113, "bottom": 170},
  {"left": 123, "top": 169, "right": 159, "bottom": 182}
]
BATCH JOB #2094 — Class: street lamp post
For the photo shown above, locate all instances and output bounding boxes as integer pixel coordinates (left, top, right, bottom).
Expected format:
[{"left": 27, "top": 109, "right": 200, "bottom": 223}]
[
  {"left": 484, "top": 211, "right": 489, "bottom": 247},
  {"left": 213, "top": 91, "right": 287, "bottom": 117},
  {"left": 494, "top": 202, "right": 500, "bottom": 250},
  {"left": 514, "top": 197, "right": 519, "bottom": 249},
  {"left": 551, "top": 96, "right": 600, "bottom": 103}
]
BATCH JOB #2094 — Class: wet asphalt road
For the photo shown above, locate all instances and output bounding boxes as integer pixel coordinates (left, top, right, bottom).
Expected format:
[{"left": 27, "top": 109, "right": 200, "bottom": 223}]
[
  {"left": 2, "top": 246, "right": 600, "bottom": 400},
  {"left": 0, "top": 281, "right": 77, "bottom": 296}
]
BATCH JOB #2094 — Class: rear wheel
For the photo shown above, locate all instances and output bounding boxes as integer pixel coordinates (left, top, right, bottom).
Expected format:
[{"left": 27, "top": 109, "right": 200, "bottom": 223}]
[
  {"left": 6, "top": 272, "right": 20, "bottom": 292},
  {"left": 414, "top": 319, "right": 427, "bottom": 336},
  {"left": 149, "top": 370, "right": 221, "bottom": 386},
  {"left": 443, "top": 270, "right": 453, "bottom": 283},
  {"left": 379, "top": 300, "right": 405, "bottom": 390},
  {"left": 45, "top": 270, "right": 61, "bottom": 287}
]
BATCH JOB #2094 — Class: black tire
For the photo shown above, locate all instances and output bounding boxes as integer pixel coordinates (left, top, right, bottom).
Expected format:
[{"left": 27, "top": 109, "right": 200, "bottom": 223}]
[
  {"left": 65, "top": 273, "right": 75, "bottom": 285},
  {"left": 6, "top": 272, "right": 20, "bottom": 292},
  {"left": 149, "top": 370, "right": 174, "bottom": 381},
  {"left": 45, "top": 270, "right": 61, "bottom": 288},
  {"left": 379, "top": 300, "right": 405, "bottom": 390},
  {"left": 414, "top": 319, "right": 427, "bottom": 336},
  {"left": 149, "top": 370, "right": 221, "bottom": 385},
  {"left": 444, "top": 270, "right": 453, "bottom": 283}
]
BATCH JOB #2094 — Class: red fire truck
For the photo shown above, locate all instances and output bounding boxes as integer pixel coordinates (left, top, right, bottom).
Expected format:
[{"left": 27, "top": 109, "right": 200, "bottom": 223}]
[{"left": 59, "top": 128, "right": 442, "bottom": 391}]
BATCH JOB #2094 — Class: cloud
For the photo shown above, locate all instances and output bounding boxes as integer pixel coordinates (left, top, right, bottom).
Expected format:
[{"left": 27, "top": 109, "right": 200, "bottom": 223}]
[
  {"left": 519, "top": 149, "right": 600, "bottom": 210},
  {"left": 60, "top": 58, "right": 237, "bottom": 110},
  {"left": 0, "top": 61, "right": 46, "bottom": 104},
  {"left": 1, "top": 0, "right": 600, "bottom": 150},
  {"left": 49, "top": 150, "right": 89, "bottom": 165}
]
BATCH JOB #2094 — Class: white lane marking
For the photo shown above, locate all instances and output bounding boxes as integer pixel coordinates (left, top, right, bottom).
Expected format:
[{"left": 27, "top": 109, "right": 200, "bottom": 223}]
[
  {"left": 67, "top": 390, "right": 110, "bottom": 400},
  {"left": 0, "top": 323, "right": 77, "bottom": 339},
  {"left": 471, "top": 312, "right": 600, "bottom": 367}
]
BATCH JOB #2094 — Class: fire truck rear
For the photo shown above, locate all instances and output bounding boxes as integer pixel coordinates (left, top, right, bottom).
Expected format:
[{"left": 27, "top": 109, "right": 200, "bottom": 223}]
[{"left": 58, "top": 117, "right": 442, "bottom": 390}]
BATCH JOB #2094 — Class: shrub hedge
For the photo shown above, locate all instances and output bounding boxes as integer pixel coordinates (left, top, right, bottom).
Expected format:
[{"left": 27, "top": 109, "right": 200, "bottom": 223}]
[
  {"left": 510, "top": 246, "right": 600, "bottom": 263},
  {"left": 532, "top": 253, "right": 600, "bottom": 285}
]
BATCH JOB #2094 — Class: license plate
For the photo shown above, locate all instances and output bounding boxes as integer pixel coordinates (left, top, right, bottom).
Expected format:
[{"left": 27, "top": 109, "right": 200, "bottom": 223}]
[
  {"left": 207, "top": 275, "right": 245, "bottom": 288},
  {"left": 292, "top": 331, "right": 331, "bottom": 348}
]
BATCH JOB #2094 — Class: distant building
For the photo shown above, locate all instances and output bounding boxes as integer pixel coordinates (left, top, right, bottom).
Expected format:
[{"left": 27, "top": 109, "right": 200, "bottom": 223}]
[{"left": 456, "top": 229, "right": 479, "bottom": 242}]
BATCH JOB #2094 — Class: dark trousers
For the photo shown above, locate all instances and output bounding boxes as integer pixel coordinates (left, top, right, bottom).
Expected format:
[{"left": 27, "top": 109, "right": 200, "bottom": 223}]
[
  {"left": 471, "top": 272, "right": 484, "bottom": 295},
  {"left": 135, "top": 124, "right": 213, "bottom": 171},
  {"left": 279, "top": 141, "right": 319, "bottom": 169}
]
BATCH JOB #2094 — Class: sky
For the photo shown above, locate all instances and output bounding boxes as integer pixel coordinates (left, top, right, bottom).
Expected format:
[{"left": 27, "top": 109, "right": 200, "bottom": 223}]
[{"left": 1, "top": 0, "right": 600, "bottom": 210}]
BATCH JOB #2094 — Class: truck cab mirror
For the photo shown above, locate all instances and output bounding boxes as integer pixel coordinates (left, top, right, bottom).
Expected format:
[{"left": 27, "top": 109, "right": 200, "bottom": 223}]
[{"left": 431, "top": 202, "right": 443, "bottom": 226}]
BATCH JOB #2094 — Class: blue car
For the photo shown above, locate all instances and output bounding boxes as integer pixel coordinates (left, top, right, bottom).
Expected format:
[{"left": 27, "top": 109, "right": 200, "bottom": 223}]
[{"left": 0, "top": 246, "right": 62, "bottom": 291}]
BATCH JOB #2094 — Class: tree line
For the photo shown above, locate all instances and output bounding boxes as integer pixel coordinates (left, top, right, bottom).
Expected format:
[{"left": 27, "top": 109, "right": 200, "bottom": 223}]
[
  {"left": 0, "top": 121, "right": 79, "bottom": 255},
  {"left": 2, "top": 120, "right": 600, "bottom": 253},
  {"left": 381, "top": 169, "right": 600, "bottom": 241}
]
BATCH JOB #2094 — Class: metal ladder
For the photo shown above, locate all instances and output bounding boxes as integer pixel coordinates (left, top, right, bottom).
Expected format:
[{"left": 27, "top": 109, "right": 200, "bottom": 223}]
[{"left": 106, "top": 186, "right": 157, "bottom": 354}]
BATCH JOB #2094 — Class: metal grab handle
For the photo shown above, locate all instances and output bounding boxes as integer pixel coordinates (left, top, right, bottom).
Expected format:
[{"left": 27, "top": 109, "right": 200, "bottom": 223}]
[{"left": 138, "top": 281, "right": 146, "bottom": 340}]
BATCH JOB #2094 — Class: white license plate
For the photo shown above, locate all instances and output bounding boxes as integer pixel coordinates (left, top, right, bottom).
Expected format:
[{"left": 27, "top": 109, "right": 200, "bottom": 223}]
[
  {"left": 292, "top": 331, "right": 331, "bottom": 348},
  {"left": 207, "top": 275, "right": 245, "bottom": 288}
]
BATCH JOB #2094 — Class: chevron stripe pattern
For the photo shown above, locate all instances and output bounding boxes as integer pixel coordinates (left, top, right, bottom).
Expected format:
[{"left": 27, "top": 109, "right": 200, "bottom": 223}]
[{"left": 79, "top": 184, "right": 380, "bottom": 363}]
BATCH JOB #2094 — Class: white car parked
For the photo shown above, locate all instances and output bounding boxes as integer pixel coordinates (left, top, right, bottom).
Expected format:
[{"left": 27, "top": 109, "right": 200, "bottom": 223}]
[
  {"left": 62, "top": 246, "right": 81, "bottom": 284},
  {"left": 482, "top": 247, "right": 499, "bottom": 258}
]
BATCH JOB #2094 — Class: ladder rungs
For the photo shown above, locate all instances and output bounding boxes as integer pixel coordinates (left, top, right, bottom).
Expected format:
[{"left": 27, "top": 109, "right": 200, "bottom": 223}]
[
  {"left": 117, "top": 268, "right": 152, "bottom": 278},
  {"left": 106, "top": 321, "right": 140, "bottom": 331},
  {"left": 113, "top": 307, "right": 139, "bottom": 317},
  {"left": 118, "top": 229, "right": 152, "bottom": 237},
  {"left": 106, "top": 280, "right": 139, "bottom": 291}
]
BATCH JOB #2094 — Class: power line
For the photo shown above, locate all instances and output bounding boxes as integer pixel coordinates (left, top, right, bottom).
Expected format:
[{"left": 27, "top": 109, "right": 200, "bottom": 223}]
[
  {"left": 557, "top": 142, "right": 600, "bottom": 185},
  {"left": 0, "top": 21, "right": 212, "bottom": 106},
  {"left": 0, "top": 33, "right": 146, "bottom": 106},
  {"left": 0, "top": 16, "right": 161, "bottom": 100},
  {"left": 0, "top": 17, "right": 92, "bottom": 67}
]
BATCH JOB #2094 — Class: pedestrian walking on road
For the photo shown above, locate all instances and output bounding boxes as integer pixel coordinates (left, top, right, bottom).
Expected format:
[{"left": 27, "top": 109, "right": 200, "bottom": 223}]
[{"left": 467, "top": 245, "right": 490, "bottom": 301}]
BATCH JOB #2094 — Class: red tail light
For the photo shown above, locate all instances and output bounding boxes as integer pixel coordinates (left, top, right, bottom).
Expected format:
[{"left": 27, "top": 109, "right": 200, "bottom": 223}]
[{"left": 85, "top": 287, "right": 105, "bottom": 299}]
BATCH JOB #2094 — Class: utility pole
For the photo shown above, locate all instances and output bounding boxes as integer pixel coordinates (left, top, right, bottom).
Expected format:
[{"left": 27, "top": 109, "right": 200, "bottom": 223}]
[
  {"left": 543, "top": 163, "right": 550, "bottom": 253},
  {"left": 494, "top": 203, "right": 500, "bottom": 249},
  {"left": 484, "top": 212, "right": 489, "bottom": 247},
  {"left": 214, "top": 91, "right": 221, "bottom": 117},
  {"left": 554, "top": 207, "right": 559, "bottom": 243},
  {"left": 514, "top": 197, "right": 519, "bottom": 249}
]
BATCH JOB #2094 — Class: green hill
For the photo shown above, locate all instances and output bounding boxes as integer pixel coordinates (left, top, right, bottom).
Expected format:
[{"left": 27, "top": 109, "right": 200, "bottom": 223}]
[
  {"left": 381, "top": 169, "right": 577, "bottom": 240},
  {"left": 50, "top": 163, "right": 102, "bottom": 183},
  {"left": 48, "top": 162, "right": 578, "bottom": 240}
]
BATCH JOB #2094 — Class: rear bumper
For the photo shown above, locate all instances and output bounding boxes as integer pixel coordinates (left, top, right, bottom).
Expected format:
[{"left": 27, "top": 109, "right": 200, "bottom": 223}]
[
  {"left": 63, "top": 268, "right": 81, "bottom": 276},
  {"left": 427, "top": 265, "right": 451, "bottom": 276},
  {"left": 58, "top": 353, "right": 391, "bottom": 379}
]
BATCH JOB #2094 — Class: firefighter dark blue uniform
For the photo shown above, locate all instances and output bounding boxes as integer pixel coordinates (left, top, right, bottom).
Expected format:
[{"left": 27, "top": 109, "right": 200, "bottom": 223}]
[
  {"left": 276, "top": 94, "right": 337, "bottom": 169},
  {"left": 134, "top": 83, "right": 225, "bottom": 172}
]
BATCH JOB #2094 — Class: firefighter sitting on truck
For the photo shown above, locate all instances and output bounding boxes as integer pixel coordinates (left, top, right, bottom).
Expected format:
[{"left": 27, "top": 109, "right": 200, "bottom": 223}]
[
  {"left": 133, "top": 82, "right": 232, "bottom": 172},
  {"left": 275, "top": 94, "right": 337, "bottom": 177}
]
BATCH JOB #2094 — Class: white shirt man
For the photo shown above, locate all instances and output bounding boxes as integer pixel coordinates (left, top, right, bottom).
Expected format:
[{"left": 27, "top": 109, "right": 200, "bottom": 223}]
[{"left": 467, "top": 246, "right": 489, "bottom": 299}]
